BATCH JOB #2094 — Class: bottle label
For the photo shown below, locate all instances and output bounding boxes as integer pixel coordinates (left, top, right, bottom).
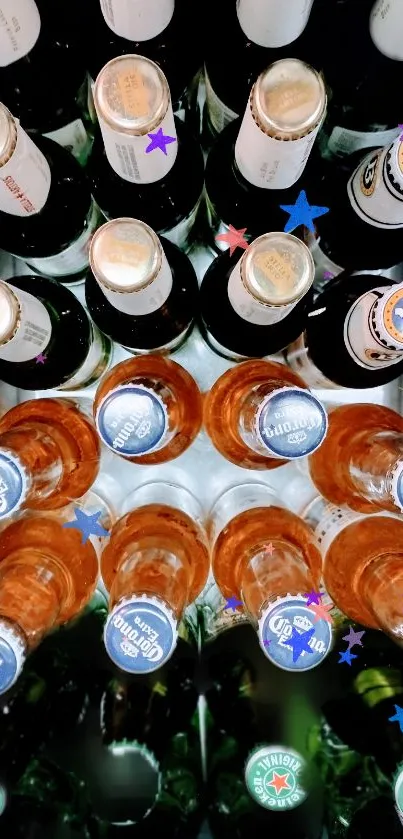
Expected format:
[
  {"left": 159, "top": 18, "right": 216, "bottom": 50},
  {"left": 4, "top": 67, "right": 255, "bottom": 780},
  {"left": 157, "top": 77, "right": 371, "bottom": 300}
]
[
  {"left": 58, "top": 320, "right": 110, "bottom": 391},
  {"left": 0, "top": 122, "right": 51, "bottom": 216},
  {"left": 314, "top": 504, "right": 364, "bottom": 556},
  {"left": 237, "top": 0, "right": 314, "bottom": 48},
  {"left": 25, "top": 200, "right": 102, "bottom": 278},
  {"left": 285, "top": 333, "right": 342, "bottom": 390},
  {"left": 343, "top": 286, "right": 403, "bottom": 370},
  {"left": 97, "top": 247, "right": 173, "bottom": 316},
  {"left": 0, "top": 283, "right": 51, "bottom": 362},
  {"left": 161, "top": 193, "right": 202, "bottom": 251},
  {"left": 327, "top": 125, "right": 401, "bottom": 158},
  {"left": 96, "top": 384, "right": 168, "bottom": 457},
  {"left": 43, "top": 118, "right": 92, "bottom": 165},
  {"left": 0, "top": 451, "right": 27, "bottom": 518},
  {"left": 245, "top": 745, "right": 309, "bottom": 811},
  {"left": 0, "top": 0, "right": 41, "bottom": 66},
  {"left": 305, "top": 234, "right": 344, "bottom": 291},
  {"left": 99, "top": 0, "right": 174, "bottom": 41},
  {"left": 227, "top": 259, "right": 301, "bottom": 325},
  {"left": 258, "top": 595, "right": 333, "bottom": 671},
  {"left": 96, "top": 89, "right": 178, "bottom": 184},
  {"left": 204, "top": 67, "right": 239, "bottom": 135},
  {"left": 256, "top": 387, "right": 328, "bottom": 459},
  {"left": 235, "top": 101, "right": 322, "bottom": 189},
  {"left": 347, "top": 140, "right": 403, "bottom": 229},
  {"left": 370, "top": 0, "right": 403, "bottom": 60},
  {"left": 104, "top": 596, "right": 177, "bottom": 674}
]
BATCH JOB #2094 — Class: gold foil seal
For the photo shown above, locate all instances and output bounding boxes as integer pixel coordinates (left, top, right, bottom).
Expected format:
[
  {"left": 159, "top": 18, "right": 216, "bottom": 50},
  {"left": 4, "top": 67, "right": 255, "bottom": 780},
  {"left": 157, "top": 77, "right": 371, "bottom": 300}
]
[
  {"left": 94, "top": 55, "right": 170, "bottom": 135},
  {"left": 251, "top": 59, "right": 326, "bottom": 140},
  {"left": 89, "top": 217, "right": 162, "bottom": 294},
  {"left": 0, "top": 282, "right": 20, "bottom": 344},
  {"left": 242, "top": 232, "right": 314, "bottom": 305}
]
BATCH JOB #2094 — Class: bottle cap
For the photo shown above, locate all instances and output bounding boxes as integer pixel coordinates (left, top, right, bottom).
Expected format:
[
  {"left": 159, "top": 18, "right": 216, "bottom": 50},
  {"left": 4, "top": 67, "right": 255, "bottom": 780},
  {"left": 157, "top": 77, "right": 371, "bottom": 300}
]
[
  {"left": 389, "top": 462, "right": 403, "bottom": 511},
  {"left": 241, "top": 232, "right": 314, "bottom": 306},
  {"left": 252, "top": 59, "right": 326, "bottom": 139},
  {"left": 0, "top": 104, "right": 17, "bottom": 166},
  {"left": 0, "top": 621, "right": 26, "bottom": 694},
  {"left": 394, "top": 764, "right": 403, "bottom": 815},
  {"left": 258, "top": 594, "right": 332, "bottom": 671},
  {"left": 0, "top": 451, "right": 28, "bottom": 519},
  {"left": 90, "top": 218, "right": 162, "bottom": 294},
  {"left": 94, "top": 55, "right": 170, "bottom": 135},
  {"left": 372, "top": 284, "right": 403, "bottom": 350},
  {"left": 245, "top": 745, "right": 309, "bottom": 810},
  {"left": 0, "top": 282, "right": 19, "bottom": 345},
  {"left": 104, "top": 595, "right": 178, "bottom": 674},
  {"left": 96, "top": 385, "right": 168, "bottom": 457},
  {"left": 256, "top": 388, "right": 328, "bottom": 459}
]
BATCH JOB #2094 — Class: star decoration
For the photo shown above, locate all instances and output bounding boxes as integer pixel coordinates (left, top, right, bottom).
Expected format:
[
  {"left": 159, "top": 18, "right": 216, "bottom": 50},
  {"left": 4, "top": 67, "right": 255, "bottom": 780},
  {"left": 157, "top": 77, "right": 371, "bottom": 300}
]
[
  {"left": 145, "top": 127, "right": 176, "bottom": 155},
  {"left": 35, "top": 353, "right": 47, "bottom": 364},
  {"left": 267, "top": 771, "right": 291, "bottom": 795},
  {"left": 342, "top": 626, "right": 366, "bottom": 650},
  {"left": 263, "top": 543, "right": 275, "bottom": 556},
  {"left": 215, "top": 224, "right": 249, "bottom": 257},
  {"left": 323, "top": 271, "right": 334, "bottom": 280},
  {"left": 264, "top": 639, "right": 272, "bottom": 647},
  {"left": 308, "top": 601, "right": 333, "bottom": 624},
  {"left": 224, "top": 596, "right": 243, "bottom": 612},
  {"left": 280, "top": 190, "right": 329, "bottom": 234},
  {"left": 304, "top": 590, "right": 323, "bottom": 607},
  {"left": 338, "top": 649, "right": 357, "bottom": 666},
  {"left": 62, "top": 508, "right": 109, "bottom": 544},
  {"left": 287, "top": 626, "right": 315, "bottom": 663},
  {"left": 389, "top": 704, "right": 403, "bottom": 733},
  {"left": 398, "top": 124, "right": 403, "bottom": 140}
]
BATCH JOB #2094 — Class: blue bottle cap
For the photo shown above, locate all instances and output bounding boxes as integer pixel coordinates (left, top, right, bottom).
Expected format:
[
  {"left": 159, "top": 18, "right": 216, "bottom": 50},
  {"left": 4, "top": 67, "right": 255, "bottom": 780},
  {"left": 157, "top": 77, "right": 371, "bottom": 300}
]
[
  {"left": 391, "top": 462, "right": 403, "bottom": 511},
  {"left": 258, "top": 595, "right": 332, "bottom": 672},
  {"left": 104, "top": 596, "right": 177, "bottom": 674},
  {"left": 96, "top": 386, "right": 168, "bottom": 457},
  {"left": 256, "top": 388, "right": 328, "bottom": 459},
  {"left": 0, "top": 452, "right": 27, "bottom": 519},
  {"left": 0, "top": 623, "right": 26, "bottom": 694}
]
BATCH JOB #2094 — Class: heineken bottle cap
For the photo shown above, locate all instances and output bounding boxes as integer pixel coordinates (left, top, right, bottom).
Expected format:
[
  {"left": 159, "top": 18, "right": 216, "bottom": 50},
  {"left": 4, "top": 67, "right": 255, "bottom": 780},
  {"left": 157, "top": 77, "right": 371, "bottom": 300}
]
[
  {"left": 0, "top": 451, "right": 28, "bottom": 519},
  {"left": 96, "top": 385, "right": 168, "bottom": 457},
  {"left": 256, "top": 387, "right": 328, "bottom": 459},
  {"left": 394, "top": 765, "right": 403, "bottom": 814},
  {"left": 0, "top": 621, "right": 27, "bottom": 694},
  {"left": 104, "top": 595, "right": 178, "bottom": 674},
  {"left": 258, "top": 594, "right": 332, "bottom": 671},
  {"left": 245, "top": 745, "right": 309, "bottom": 811},
  {"left": 372, "top": 284, "right": 403, "bottom": 350}
]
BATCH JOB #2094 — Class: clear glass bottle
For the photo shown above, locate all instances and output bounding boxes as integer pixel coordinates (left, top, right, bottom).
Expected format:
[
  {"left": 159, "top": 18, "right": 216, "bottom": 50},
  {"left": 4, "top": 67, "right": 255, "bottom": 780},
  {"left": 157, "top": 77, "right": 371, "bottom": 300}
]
[
  {"left": 85, "top": 217, "right": 198, "bottom": 354},
  {"left": 88, "top": 55, "right": 204, "bottom": 253},
  {"left": 200, "top": 231, "right": 315, "bottom": 360},
  {"left": 0, "top": 397, "right": 100, "bottom": 520},
  {"left": 93, "top": 355, "right": 203, "bottom": 464},
  {"left": 0, "top": 277, "right": 111, "bottom": 391},
  {"left": 204, "top": 359, "right": 327, "bottom": 469}
]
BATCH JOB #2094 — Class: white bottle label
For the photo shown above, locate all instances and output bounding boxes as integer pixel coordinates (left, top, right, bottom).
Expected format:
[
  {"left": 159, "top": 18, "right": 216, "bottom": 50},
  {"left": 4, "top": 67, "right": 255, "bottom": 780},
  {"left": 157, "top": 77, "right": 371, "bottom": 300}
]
[
  {"left": 161, "top": 193, "right": 201, "bottom": 251},
  {"left": 0, "top": 122, "right": 51, "bottom": 216},
  {"left": 25, "top": 201, "right": 102, "bottom": 278},
  {"left": 0, "top": 283, "right": 51, "bottom": 362},
  {"left": 235, "top": 102, "right": 321, "bottom": 189},
  {"left": 285, "top": 333, "right": 342, "bottom": 389},
  {"left": 347, "top": 140, "right": 403, "bottom": 229},
  {"left": 327, "top": 125, "right": 401, "bottom": 158},
  {"left": 96, "top": 101, "right": 178, "bottom": 185},
  {"left": 227, "top": 258, "right": 300, "bottom": 325},
  {"left": 99, "top": 0, "right": 174, "bottom": 41},
  {"left": 314, "top": 504, "right": 364, "bottom": 556},
  {"left": 236, "top": 0, "right": 314, "bottom": 48},
  {"left": 58, "top": 320, "right": 108, "bottom": 390},
  {"left": 204, "top": 67, "right": 239, "bottom": 134},
  {"left": 44, "top": 118, "right": 91, "bottom": 163},
  {"left": 343, "top": 286, "right": 403, "bottom": 370},
  {"left": 306, "top": 234, "right": 344, "bottom": 290},
  {"left": 370, "top": 0, "right": 403, "bottom": 61},
  {"left": 0, "top": 0, "right": 41, "bottom": 66},
  {"left": 99, "top": 247, "right": 173, "bottom": 315}
]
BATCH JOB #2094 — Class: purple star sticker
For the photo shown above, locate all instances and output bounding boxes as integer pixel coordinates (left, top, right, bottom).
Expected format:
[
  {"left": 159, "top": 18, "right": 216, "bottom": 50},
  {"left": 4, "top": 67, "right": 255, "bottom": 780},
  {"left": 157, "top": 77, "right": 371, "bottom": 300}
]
[
  {"left": 146, "top": 127, "right": 176, "bottom": 156},
  {"left": 342, "top": 626, "right": 365, "bottom": 651},
  {"left": 304, "top": 590, "right": 324, "bottom": 607},
  {"left": 398, "top": 124, "right": 403, "bottom": 140},
  {"left": 35, "top": 353, "right": 47, "bottom": 364}
]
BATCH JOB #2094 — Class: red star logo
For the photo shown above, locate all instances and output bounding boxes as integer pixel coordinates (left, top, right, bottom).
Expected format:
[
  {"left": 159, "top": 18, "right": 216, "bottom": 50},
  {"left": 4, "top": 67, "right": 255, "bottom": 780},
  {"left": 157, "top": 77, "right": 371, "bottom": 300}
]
[
  {"left": 267, "top": 771, "right": 291, "bottom": 795},
  {"left": 309, "top": 601, "right": 333, "bottom": 624},
  {"left": 215, "top": 224, "right": 249, "bottom": 257}
]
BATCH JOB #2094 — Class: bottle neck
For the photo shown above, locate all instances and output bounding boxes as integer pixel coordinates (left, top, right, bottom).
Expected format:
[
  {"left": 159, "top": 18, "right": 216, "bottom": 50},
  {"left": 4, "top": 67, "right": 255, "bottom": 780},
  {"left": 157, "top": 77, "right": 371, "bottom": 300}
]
[
  {"left": 109, "top": 544, "right": 189, "bottom": 617},
  {"left": 0, "top": 284, "right": 52, "bottom": 363},
  {"left": 0, "top": 122, "right": 51, "bottom": 216},
  {"left": 241, "top": 539, "right": 317, "bottom": 619},
  {"left": 236, "top": 0, "right": 314, "bottom": 48},
  {"left": 347, "top": 139, "right": 403, "bottom": 231},
  {"left": 96, "top": 248, "right": 173, "bottom": 316},
  {"left": 99, "top": 0, "right": 175, "bottom": 41},
  {"left": 370, "top": 0, "right": 403, "bottom": 61},
  {"left": 227, "top": 259, "right": 303, "bottom": 325},
  {"left": 0, "top": 424, "right": 63, "bottom": 510},
  {"left": 359, "top": 550, "right": 403, "bottom": 640},
  {"left": 345, "top": 429, "right": 403, "bottom": 511},
  {"left": 0, "top": 0, "right": 41, "bottom": 67}
]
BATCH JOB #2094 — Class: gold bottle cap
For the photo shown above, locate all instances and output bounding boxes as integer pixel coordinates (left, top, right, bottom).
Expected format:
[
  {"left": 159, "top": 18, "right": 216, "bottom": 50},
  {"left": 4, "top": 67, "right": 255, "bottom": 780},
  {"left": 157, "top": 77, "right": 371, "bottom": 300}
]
[
  {"left": 89, "top": 217, "right": 162, "bottom": 294},
  {"left": 0, "top": 282, "right": 19, "bottom": 344},
  {"left": 94, "top": 55, "right": 171, "bottom": 135},
  {"left": 0, "top": 104, "right": 17, "bottom": 166},
  {"left": 241, "top": 231, "right": 314, "bottom": 306},
  {"left": 252, "top": 58, "right": 326, "bottom": 139}
]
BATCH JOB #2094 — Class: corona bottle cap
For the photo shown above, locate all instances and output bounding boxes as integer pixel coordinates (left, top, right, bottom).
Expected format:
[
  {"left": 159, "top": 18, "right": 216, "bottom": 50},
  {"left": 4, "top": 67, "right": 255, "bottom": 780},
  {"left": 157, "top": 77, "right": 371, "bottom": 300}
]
[
  {"left": 0, "top": 621, "right": 27, "bottom": 694},
  {"left": 258, "top": 594, "right": 332, "bottom": 671},
  {"left": 256, "top": 387, "right": 328, "bottom": 459},
  {"left": 104, "top": 594, "right": 178, "bottom": 674},
  {"left": 96, "top": 385, "right": 168, "bottom": 457},
  {"left": 0, "top": 451, "right": 28, "bottom": 519},
  {"left": 390, "top": 462, "right": 403, "bottom": 511}
]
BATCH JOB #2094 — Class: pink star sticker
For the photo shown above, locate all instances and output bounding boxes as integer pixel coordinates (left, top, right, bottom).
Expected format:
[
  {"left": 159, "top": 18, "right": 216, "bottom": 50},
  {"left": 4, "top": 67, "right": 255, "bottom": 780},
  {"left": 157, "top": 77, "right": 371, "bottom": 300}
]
[
  {"left": 216, "top": 224, "right": 249, "bottom": 257},
  {"left": 35, "top": 353, "right": 47, "bottom": 364},
  {"left": 263, "top": 543, "right": 275, "bottom": 556},
  {"left": 308, "top": 601, "right": 333, "bottom": 624}
]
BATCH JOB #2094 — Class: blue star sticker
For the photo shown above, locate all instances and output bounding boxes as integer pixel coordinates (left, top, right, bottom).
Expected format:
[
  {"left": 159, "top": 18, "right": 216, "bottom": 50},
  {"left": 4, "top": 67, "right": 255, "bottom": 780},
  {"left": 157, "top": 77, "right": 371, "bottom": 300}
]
[
  {"left": 338, "top": 649, "right": 357, "bottom": 666},
  {"left": 280, "top": 190, "right": 329, "bottom": 234},
  {"left": 224, "top": 596, "right": 243, "bottom": 612},
  {"left": 389, "top": 704, "right": 403, "bottom": 733},
  {"left": 287, "top": 626, "right": 315, "bottom": 663},
  {"left": 62, "top": 508, "right": 109, "bottom": 544},
  {"left": 146, "top": 127, "right": 176, "bottom": 155}
]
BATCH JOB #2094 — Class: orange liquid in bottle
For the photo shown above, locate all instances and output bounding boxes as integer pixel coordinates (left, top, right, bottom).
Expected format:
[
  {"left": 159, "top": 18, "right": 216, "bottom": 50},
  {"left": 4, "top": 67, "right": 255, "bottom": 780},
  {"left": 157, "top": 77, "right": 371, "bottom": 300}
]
[
  {"left": 204, "top": 359, "right": 327, "bottom": 469},
  {"left": 94, "top": 355, "right": 202, "bottom": 464},
  {"left": 0, "top": 512, "right": 98, "bottom": 693},
  {"left": 0, "top": 398, "right": 100, "bottom": 516}
]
